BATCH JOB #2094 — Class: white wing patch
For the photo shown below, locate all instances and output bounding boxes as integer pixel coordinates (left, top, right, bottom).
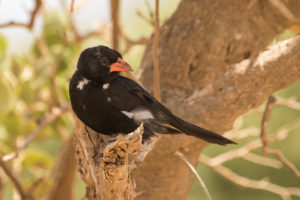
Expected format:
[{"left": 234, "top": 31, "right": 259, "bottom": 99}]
[
  {"left": 122, "top": 111, "right": 134, "bottom": 118},
  {"left": 77, "top": 78, "right": 90, "bottom": 90},
  {"left": 103, "top": 83, "right": 110, "bottom": 89},
  {"left": 122, "top": 107, "right": 154, "bottom": 122},
  {"left": 134, "top": 109, "right": 154, "bottom": 121}
]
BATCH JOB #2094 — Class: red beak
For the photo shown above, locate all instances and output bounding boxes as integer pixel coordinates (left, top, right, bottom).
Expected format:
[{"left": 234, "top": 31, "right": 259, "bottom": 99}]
[{"left": 110, "top": 58, "right": 133, "bottom": 72}]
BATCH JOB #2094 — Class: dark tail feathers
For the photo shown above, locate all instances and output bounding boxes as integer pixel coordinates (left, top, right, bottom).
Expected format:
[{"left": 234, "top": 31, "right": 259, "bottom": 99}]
[{"left": 170, "top": 116, "right": 236, "bottom": 145}]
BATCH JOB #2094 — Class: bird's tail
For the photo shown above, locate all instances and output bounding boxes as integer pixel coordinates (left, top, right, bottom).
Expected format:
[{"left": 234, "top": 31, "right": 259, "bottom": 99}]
[{"left": 169, "top": 115, "right": 236, "bottom": 145}]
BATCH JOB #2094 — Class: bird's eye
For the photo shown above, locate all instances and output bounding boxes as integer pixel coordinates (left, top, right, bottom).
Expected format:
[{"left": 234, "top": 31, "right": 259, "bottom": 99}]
[
  {"left": 100, "top": 57, "right": 110, "bottom": 66},
  {"left": 95, "top": 52, "right": 102, "bottom": 59}
]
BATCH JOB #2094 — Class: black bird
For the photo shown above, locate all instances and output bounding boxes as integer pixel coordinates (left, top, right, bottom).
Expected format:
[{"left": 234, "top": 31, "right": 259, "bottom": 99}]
[{"left": 69, "top": 46, "right": 235, "bottom": 145}]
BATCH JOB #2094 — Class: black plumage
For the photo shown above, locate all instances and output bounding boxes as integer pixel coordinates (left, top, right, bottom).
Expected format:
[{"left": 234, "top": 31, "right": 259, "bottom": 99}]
[{"left": 69, "top": 45, "right": 235, "bottom": 145}]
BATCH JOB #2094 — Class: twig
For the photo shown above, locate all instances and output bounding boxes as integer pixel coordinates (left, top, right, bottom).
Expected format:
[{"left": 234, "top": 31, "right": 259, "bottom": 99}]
[
  {"left": 208, "top": 139, "right": 262, "bottom": 166},
  {"left": 68, "top": 13, "right": 106, "bottom": 42},
  {"left": 261, "top": 96, "right": 276, "bottom": 147},
  {"left": 2, "top": 105, "right": 70, "bottom": 161},
  {"left": 263, "top": 148, "right": 300, "bottom": 177},
  {"left": 275, "top": 97, "right": 300, "bottom": 111},
  {"left": 209, "top": 117, "right": 300, "bottom": 166},
  {"left": 110, "top": 0, "right": 120, "bottom": 51},
  {"left": 243, "top": 152, "right": 282, "bottom": 169},
  {"left": 176, "top": 151, "right": 213, "bottom": 200},
  {"left": 260, "top": 96, "right": 300, "bottom": 178},
  {"left": 224, "top": 127, "right": 260, "bottom": 140},
  {"left": 145, "top": 0, "right": 155, "bottom": 23},
  {"left": 117, "top": 20, "right": 148, "bottom": 54},
  {"left": 153, "top": 0, "right": 161, "bottom": 101},
  {"left": 70, "top": 0, "right": 75, "bottom": 13},
  {"left": 136, "top": 0, "right": 155, "bottom": 26},
  {"left": 0, "top": 160, "right": 35, "bottom": 200},
  {"left": 268, "top": 0, "right": 298, "bottom": 22},
  {"left": 122, "top": 35, "right": 148, "bottom": 54},
  {"left": 0, "top": 0, "right": 42, "bottom": 29},
  {"left": 136, "top": 11, "right": 155, "bottom": 26},
  {"left": 199, "top": 155, "right": 300, "bottom": 200}
]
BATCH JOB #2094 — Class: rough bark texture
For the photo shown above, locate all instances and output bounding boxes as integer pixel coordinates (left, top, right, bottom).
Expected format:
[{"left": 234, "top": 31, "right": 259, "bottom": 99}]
[
  {"left": 72, "top": 113, "right": 144, "bottom": 200},
  {"left": 133, "top": 0, "right": 300, "bottom": 199}
]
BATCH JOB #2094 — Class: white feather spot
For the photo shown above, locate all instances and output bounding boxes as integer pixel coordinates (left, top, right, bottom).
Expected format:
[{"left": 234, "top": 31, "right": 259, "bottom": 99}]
[
  {"left": 122, "top": 108, "right": 154, "bottom": 122},
  {"left": 77, "top": 78, "right": 89, "bottom": 90},
  {"left": 103, "top": 83, "right": 110, "bottom": 90},
  {"left": 107, "top": 97, "right": 111, "bottom": 102},
  {"left": 133, "top": 108, "right": 154, "bottom": 121},
  {"left": 122, "top": 111, "right": 134, "bottom": 118}
]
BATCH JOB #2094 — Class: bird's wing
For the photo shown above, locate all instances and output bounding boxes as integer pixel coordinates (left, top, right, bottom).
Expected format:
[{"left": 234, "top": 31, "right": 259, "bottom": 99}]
[
  {"left": 108, "top": 76, "right": 181, "bottom": 130},
  {"left": 108, "top": 76, "right": 157, "bottom": 110}
]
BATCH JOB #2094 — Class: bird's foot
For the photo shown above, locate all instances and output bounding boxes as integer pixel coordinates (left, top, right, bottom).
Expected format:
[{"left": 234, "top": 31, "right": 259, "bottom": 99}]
[{"left": 129, "top": 135, "right": 159, "bottom": 170}]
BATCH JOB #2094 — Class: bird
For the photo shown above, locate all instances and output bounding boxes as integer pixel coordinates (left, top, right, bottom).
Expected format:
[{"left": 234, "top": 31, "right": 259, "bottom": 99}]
[{"left": 69, "top": 45, "right": 235, "bottom": 145}]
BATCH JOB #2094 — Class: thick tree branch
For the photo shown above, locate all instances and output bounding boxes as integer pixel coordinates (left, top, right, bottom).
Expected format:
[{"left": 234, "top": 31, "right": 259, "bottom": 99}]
[
  {"left": 134, "top": 0, "right": 300, "bottom": 198},
  {"left": 184, "top": 35, "right": 300, "bottom": 129},
  {"left": 135, "top": 35, "right": 300, "bottom": 199}
]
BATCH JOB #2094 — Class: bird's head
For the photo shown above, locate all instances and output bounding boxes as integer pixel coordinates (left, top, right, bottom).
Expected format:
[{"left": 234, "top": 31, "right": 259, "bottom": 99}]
[{"left": 77, "top": 45, "right": 132, "bottom": 81}]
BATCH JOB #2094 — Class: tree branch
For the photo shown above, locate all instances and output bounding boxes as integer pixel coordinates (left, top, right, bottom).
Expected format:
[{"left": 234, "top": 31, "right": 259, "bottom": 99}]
[
  {"left": 175, "top": 151, "right": 212, "bottom": 200},
  {"left": 72, "top": 112, "right": 145, "bottom": 200},
  {"left": 134, "top": 0, "right": 300, "bottom": 197},
  {"left": 110, "top": 0, "right": 120, "bottom": 51},
  {"left": 260, "top": 96, "right": 300, "bottom": 177},
  {"left": 184, "top": 35, "right": 300, "bottom": 130},
  {"left": 199, "top": 155, "right": 300, "bottom": 200},
  {"left": 0, "top": 0, "right": 42, "bottom": 29},
  {"left": 2, "top": 105, "right": 70, "bottom": 161},
  {"left": 152, "top": 0, "right": 161, "bottom": 101},
  {"left": 0, "top": 160, "right": 36, "bottom": 200}
]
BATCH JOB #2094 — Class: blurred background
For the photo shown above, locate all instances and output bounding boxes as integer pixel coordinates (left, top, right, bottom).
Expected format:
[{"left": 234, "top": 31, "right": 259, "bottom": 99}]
[{"left": 0, "top": 0, "right": 299, "bottom": 199}]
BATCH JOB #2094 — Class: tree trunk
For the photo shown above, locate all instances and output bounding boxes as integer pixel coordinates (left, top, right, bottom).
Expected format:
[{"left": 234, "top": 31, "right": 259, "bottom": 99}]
[{"left": 133, "top": 0, "right": 300, "bottom": 199}]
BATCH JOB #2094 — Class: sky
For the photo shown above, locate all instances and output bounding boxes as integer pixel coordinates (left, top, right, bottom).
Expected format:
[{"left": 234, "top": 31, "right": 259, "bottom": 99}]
[{"left": 0, "top": 0, "right": 180, "bottom": 54}]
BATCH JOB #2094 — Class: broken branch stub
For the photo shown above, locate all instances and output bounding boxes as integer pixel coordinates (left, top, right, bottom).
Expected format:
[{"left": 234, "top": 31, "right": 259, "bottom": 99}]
[{"left": 72, "top": 112, "right": 144, "bottom": 200}]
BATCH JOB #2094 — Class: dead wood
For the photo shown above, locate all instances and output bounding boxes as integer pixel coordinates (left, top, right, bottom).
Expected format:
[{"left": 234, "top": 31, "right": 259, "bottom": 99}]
[{"left": 72, "top": 112, "right": 144, "bottom": 200}]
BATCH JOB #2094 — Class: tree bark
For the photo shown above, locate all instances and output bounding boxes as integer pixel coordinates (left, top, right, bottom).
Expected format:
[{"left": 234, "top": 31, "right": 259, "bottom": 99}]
[
  {"left": 134, "top": 0, "right": 300, "bottom": 199},
  {"left": 72, "top": 113, "right": 144, "bottom": 200}
]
